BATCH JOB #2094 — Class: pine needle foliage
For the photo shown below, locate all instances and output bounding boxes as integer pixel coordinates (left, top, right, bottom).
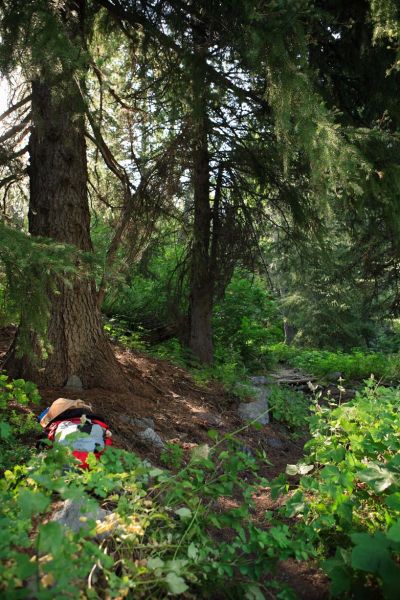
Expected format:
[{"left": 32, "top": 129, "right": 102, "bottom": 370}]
[
  {"left": 370, "top": 0, "right": 400, "bottom": 44},
  {"left": 0, "top": 0, "right": 91, "bottom": 79},
  {"left": 265, "top": 24, "right": 372, "bottom": 199},
  {"left": 0, "top": 223, "right": 85, "bottom": 357}
]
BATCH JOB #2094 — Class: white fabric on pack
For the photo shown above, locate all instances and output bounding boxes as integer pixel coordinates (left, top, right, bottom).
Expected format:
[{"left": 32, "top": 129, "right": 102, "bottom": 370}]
[{"left": 55, "top": 421, "right": 105, "bottom": 452}]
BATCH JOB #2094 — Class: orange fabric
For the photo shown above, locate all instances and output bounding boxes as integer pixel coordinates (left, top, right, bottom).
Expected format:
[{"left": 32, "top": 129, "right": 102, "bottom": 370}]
[{"left": 40, "top": 398, "right": 93, "bottom": 428}]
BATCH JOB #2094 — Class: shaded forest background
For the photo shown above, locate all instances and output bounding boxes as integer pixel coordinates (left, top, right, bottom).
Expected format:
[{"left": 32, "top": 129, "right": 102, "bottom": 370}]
[{"left": 1, "top": 0, "right": 400, "bottom": 386}]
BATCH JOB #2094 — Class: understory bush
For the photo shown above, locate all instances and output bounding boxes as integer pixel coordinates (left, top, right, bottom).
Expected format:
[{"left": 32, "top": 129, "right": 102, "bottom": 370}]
[
  {"left": 269, "top": 343, "right": 400, "bottom": 381},
  {"left": 0, "top": 374, "right": 41, "bottom": 473},
  {"left": 268, "top": 385, "right": 309, "bottom": 431},
  {"left": 0, "top": 433, "right": 311, "bottom": 599},
  {"left": 272, "top": 380, "right": 400, "bottom": 599},
  {"left": 213, "top": 273, "right": 283, "bottom": 371}
]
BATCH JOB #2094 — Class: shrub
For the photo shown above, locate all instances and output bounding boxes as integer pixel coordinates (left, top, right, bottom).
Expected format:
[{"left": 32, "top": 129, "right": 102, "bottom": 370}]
[
  {"left": 269, "top": 385, "right": 309, "bottom": 431},
  {"left": 213, "top": 272, "right": 283, "bottom": 371},
  {"left": 273, "top": 380, "right": 400, "bottom": 598},
  {"left": 0, "top": 435, "right": 311, "bottom": 598},
  {"left": 0, "top": 374, "right": 41, "bottom": 473}
]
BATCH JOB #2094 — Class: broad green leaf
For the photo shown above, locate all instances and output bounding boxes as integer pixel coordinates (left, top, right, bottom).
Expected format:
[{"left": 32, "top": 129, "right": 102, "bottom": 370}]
[
  {"left": 38, "top": 522, "right": 65, "bottom": 554},
  {"left": 187, "top": 543, "right": 198, "bottom": 559},
  {"left": 149, "top": 468, "right": 164, "bottom": 478},
  {"left": 190, "top": 444, "right": 210, "bottom": 461},
  {"left": 386, "top": 493, "right": 400, "bottom": 511},
  {"left": 147, "top": 557, "right": 164, "bottom": 571},
  {"left": 387, "top": 521, "right": 400, "bottom": 544},
  {"left": 298, "top": 463, "right": 314, "bottom": 475},
  {"left": 323, "top": 557, "right": 352, "bottom": 596},
  {"left": 244, "top": 583, "right": 266, "bottom": 599},
  {"left": 15, "top": 553, "right": 37, "bottom": 579},
  {"left": 351, "top": 534, "right": 390, "bottom": 572},
  {"left": 175, "top": 507, "right": 192, "bottom": 520},
  {"left": 359, "top": 464, "right": 396, "bottom": 492},
  {"left": 18, "top": 490, "right": 50, "bottom": 518},
  {"left": 165, "top": 572, "right": 188, "bottom": 595},
  {"left": 0, "top": 421, "right": 12, "bottom": 439}
]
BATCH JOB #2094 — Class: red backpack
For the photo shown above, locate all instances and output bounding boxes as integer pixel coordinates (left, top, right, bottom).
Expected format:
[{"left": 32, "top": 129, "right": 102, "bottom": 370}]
[{"left": 45, "top": 415, "right": 112, "bottom": 469}]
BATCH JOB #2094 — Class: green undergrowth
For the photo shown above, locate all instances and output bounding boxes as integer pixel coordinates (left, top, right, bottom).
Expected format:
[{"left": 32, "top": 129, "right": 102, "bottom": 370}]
[
  {"left": 2, "top": 374, "right": 399, "bottom": 598},
  {"left": 0, "top": 374, "right": 41, "bottom": 473},
  {"left": 269, "top": 343, "right": 400, "bottom": 382},
  {"left": 103, "top": 271, "right": 283, "bottom": 391},
  {"left": 0, "top": 432, "right": 310, "bottom": 599},
  {"left": 268, "top": 385, "right": 309, "bottom": 432},
  {"left": 272, "top": 379, "right": 400, "bottom": 599},
  {"left": 105, "top": 322, "right": 252, "bottom": 393}
]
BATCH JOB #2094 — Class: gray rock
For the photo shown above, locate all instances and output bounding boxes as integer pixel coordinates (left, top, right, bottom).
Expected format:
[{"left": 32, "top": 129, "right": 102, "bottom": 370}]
[
  {"left": 120, "top": 415, "right": 155, "bottom": 430},
  {"left": 249, "top": 376, "right": 268, "bottom": 386},
  {"left": 64, "top": 374, "right": 83, "bottom": 390},
  {"left": 134, "top": 417, "right": 155, "bottom": 430},
  {"left": 238, "top": 396, "right": 269, "bottom": 425},
  {"left": 51, "top": 499, "right": 110, "bottom": 534},
  {"left": 252, "top": 386, "right": 270, "bottom": 402},
  {"left": 137, "top": 427, "right": 165, "bottom": 449}
]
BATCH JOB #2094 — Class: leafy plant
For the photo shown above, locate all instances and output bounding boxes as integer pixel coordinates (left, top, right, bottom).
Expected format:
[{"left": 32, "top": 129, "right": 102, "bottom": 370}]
[
  {"left": 269, "top": 385, "right": 309, "bottom": 431},
  {"left": 269, "top": 343, "right": 400, "bottom": 381},
  {"left": 0, "top": 424, "right": 312, "bottom": 598},
  {"left": 272, "top": 380, "right": 400, "bottom": 598},
  {"left": 0, "top": 374, "right": 41, "bottom": 473}
]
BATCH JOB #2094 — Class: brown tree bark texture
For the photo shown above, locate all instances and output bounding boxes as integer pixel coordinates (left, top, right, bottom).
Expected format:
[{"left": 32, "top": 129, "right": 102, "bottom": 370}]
[
  {"left": 7, "top": 79, "right": 123, "bottom": 389},
  {"left": 188, "top": 30, "right": 214, "bottom": 364}
]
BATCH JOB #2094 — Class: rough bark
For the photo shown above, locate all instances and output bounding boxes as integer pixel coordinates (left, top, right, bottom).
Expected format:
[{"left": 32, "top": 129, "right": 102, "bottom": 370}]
[
  {"left": 5, "top": 2, "right": 123, "bottom": 389},
  {"left": 188, "top": 27, "right": 214, "bottom": 364},
  {"left": 283, "top": 320, "right": 296, "bottom": 345}
]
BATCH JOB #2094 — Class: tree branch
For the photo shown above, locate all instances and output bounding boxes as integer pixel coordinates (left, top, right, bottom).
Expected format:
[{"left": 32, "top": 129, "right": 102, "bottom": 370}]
[
  {"left": 0, "top": 114, "right": 31, "bottom": 145},
  {"left": 0, "top": 95, "right": 32, "bottom": 123},
  {"left": 95, "top": 0, "right": 269, "bottom": 110},
  {"left": 0, "top": 144, "right": 29, "bottom": 166}
]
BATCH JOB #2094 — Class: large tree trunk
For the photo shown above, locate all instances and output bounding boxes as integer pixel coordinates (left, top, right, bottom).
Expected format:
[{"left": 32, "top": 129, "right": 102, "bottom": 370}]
[
  {"left": 188, "top": 27, "right": 214, "bottom": 364},
  {"left": 5, "top": 3, "right": 123, "bottom": 389}
]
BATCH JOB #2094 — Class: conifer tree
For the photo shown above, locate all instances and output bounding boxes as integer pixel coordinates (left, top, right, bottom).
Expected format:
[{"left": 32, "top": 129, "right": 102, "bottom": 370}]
[{"left": 1, "top": 0, "right": 123, "bottom": 388}]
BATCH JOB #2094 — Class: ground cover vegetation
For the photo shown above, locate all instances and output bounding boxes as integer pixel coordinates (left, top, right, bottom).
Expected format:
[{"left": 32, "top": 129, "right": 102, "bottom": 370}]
[{"left": 0, "top": 0, "right": 400, "bottom": 597}]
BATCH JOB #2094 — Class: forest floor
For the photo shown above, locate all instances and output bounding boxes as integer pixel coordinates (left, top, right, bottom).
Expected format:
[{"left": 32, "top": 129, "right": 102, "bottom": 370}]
[{"left": 0, "top": 329, "right": 329, "bottom": 599}]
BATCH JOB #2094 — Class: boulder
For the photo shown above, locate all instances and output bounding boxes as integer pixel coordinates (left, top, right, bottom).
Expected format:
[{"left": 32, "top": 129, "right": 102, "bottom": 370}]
[
  {"left": 134, "top": 417, "right": 155, "bottom": 430},
  {"left": 238, "top": 395, "right": 270, "bottom": 425},
  {"left": 120, "top": 415, "right": 155, "bottom": 430},
  {"left": 64, "top": 374, "right": 83, "bottom": 390},
  {"left": 267, "top": 437, "right": 284, "bottom": 449},
  {"left": 51, "top": 499, "right": 110, "bottom": 534},
  {"left": 137, "top": 427, "right": 165, "bottom": 449},
  {"left": 249, "top": 375, "right": 268, "bottom": 386}
]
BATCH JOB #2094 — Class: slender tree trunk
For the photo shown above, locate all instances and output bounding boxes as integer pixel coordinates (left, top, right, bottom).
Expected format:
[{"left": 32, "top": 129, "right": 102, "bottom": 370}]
[
  {"left": 5, "top": 2, "right": 123, "bottom": 389},
  {"left": 188, "top": 27, "right": 213, "bottom": 364},
  {"left": 283, "top": 319, "right": 296, "bottom": 345}
]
